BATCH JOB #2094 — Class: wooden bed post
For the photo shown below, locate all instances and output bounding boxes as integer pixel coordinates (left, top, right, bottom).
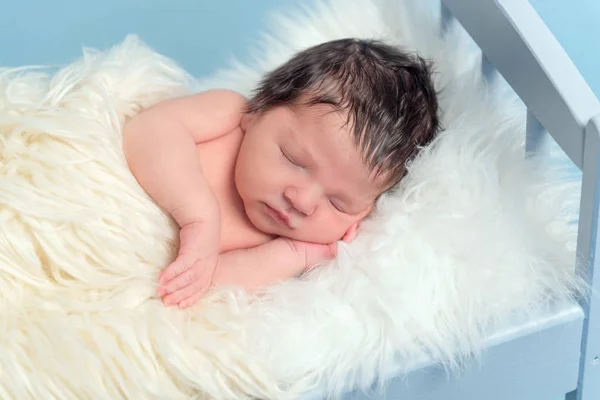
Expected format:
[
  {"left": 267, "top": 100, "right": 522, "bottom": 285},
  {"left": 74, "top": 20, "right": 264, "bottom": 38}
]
[
  {"left": 440, "top": 1, "right": 452, "bottom": 34},
  {"left": 526, "top": 111, "right": 549, "bottom": 155},
  {"left": 575, "top": 115, "right": 600, "bottom": 400},
  {"left": 440, "top": 1, "right": 600, "bottom": 399}
]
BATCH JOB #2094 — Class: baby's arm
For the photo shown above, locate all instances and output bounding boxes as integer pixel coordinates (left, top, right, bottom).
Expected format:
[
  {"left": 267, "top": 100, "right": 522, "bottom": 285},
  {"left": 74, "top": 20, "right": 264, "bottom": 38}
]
[
  {"left": 123, "top": 90, "right": 247, "bottom": 307},
  {"left": 211, "top": 238, "right": 338, "bottom": 293}
]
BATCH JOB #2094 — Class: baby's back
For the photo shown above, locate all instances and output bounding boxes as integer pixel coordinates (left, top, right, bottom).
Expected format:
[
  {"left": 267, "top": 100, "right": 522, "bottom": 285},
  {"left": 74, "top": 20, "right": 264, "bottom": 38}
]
[{"left": 196, "top": 127, "right": 274, "bottom": 252}]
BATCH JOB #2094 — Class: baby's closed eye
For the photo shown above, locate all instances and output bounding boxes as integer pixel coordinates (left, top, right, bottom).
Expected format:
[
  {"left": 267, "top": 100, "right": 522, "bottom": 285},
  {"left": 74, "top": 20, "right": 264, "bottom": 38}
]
[
  {"left": 328, "top": 197, "right": 346, "bottom": 213},
  {"left": 280, "top": 146, "right": 303, "bottom": 168}
]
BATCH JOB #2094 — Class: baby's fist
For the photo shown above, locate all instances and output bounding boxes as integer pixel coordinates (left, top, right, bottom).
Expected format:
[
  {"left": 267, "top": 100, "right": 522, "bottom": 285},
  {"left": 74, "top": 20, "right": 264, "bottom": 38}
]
[{"left": 280, "top": 238, "right": 338, "bottom": 271}]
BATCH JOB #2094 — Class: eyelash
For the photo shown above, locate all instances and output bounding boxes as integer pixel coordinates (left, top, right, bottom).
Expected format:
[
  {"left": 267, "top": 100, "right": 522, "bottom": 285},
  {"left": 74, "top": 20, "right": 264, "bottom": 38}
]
[
  {"left": 329, "top": 198, "right": 345, "bottom": 213},
  {"left": 280, "top": 147, "right": 302, "bottom": 167},
  {"left": 280, "top": 146, "right": 346, "bottom": 213}
]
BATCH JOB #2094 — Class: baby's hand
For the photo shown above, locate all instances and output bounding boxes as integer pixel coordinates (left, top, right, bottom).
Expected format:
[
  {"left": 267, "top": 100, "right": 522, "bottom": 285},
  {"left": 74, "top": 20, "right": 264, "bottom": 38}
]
[
  {"left": 157, "top": 219, "right": 220, "bottom": 308},
  {"left": 279, "top": 238, "right": 338, "bottom": 271},
  {"left": 210, "top": 237, "right": 338, "bottom": 294},
  {"left": 279, "top": 223, "right": 358, "bottom": 271}
]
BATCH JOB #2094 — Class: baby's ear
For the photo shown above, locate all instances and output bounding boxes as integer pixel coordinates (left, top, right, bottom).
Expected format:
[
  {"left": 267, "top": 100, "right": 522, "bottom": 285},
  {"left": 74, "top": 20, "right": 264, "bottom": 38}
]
[{"left": 341, "top": 222, "right": 360, "bottom": 243}]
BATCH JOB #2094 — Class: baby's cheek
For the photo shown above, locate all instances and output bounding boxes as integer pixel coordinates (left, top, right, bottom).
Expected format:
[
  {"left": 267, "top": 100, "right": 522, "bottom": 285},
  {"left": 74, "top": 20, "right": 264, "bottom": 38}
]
[{"left": 314, "top": 217, "right": 350, "bottom": 242}]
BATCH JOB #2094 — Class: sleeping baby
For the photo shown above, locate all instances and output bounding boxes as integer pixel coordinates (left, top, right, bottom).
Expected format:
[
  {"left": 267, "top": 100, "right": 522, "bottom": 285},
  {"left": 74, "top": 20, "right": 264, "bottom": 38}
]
[{"left": 123, "top": 38, "right": 440, "bottom": 309}]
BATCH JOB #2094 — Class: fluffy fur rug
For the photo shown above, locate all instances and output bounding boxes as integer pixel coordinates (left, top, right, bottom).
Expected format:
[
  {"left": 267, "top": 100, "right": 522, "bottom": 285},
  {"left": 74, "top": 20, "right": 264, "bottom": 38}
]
[{"left": 0, "top": 0, "right": 583, "bottom": 399}]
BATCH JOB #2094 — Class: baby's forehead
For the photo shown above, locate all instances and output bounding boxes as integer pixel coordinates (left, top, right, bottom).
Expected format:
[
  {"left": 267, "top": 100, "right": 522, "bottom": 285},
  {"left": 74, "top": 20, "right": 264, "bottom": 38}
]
[{"left": 297, "top": 102, "right": 351, "bottom": 130}]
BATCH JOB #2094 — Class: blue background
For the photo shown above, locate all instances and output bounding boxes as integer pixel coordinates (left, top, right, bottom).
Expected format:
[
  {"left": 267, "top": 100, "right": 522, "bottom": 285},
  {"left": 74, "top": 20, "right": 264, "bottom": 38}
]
[{"left": 1, "top": 0, "right": 598, "bottom": 99}]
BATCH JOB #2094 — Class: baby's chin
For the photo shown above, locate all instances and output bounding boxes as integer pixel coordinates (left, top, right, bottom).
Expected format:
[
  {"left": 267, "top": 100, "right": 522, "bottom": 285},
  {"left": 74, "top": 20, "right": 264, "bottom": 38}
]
[{"left": 270, "top": 225, "right": 341, "bottom": 244}]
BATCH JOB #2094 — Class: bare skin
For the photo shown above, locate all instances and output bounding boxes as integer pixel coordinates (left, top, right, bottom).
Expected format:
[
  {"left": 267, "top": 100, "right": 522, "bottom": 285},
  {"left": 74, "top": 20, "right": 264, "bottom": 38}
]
[
  {"left": 194, "top": 126, "right": 273, "bottom": 252},
  {"left": 123, "top": 90, "right": 380, "bottom": 308}
]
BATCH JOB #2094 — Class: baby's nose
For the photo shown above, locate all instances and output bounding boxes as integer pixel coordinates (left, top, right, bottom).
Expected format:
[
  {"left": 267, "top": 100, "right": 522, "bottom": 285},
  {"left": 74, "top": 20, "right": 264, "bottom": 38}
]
[{"left": 284, "top": 185, "right": 321, "bottom": 216}]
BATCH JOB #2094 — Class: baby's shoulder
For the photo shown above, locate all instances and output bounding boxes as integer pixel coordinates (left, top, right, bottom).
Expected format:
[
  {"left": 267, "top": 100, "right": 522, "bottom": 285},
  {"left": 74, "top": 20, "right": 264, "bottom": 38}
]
[
  {"left": 158, "top": 89, "right": 248, "bottom": 145},
  {"left": 197, "top": 88, "right": 247, "bottom": 106},
  {"left": 185, "top": 89, "right": 248, "bottom": 114}
]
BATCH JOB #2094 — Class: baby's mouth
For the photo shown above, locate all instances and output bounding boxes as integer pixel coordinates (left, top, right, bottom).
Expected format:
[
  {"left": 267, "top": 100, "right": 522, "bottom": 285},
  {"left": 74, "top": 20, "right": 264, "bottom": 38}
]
[{"left": 264, "top": 203, "right": 293, "bottom": 228}]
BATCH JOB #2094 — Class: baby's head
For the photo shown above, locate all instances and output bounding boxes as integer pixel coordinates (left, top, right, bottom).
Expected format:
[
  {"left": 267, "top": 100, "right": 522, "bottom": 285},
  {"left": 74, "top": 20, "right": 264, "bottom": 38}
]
[{"left": 235, "top": 38, "right": 439, "bottom": 244}]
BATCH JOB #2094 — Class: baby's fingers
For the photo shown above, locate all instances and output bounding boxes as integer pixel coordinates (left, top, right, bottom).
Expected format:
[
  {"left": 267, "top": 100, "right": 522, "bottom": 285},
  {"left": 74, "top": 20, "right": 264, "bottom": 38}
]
[
  {"left": 158, "top": 253, "right": 197, "bottom": 287},
  {"left": 160, "top": 265, "right": 203, "bottom": 299},
  {"left": 160, "top": 261, "right": 214, "bottom": 306},
  {"left": 162, "top": 279, "right": 210, "bottom": 307},
  {"left": 308, "top": 242, "right": 337, "bottom": 265},
  {"left": 178, "top": 291, "right": 206, "bottom": 309}
]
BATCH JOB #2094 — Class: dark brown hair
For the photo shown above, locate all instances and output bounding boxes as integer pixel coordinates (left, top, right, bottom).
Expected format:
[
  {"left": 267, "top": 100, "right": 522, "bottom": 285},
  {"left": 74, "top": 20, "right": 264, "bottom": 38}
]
[{"left": 247, "top": 38, "right": 440, "bottom": 190}]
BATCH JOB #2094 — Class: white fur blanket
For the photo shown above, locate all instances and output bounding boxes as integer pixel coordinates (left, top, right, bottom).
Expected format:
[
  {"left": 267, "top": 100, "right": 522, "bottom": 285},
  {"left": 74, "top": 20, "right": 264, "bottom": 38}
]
[{"left": 0, "top": 0, "right": 583, "bottom": 399}]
